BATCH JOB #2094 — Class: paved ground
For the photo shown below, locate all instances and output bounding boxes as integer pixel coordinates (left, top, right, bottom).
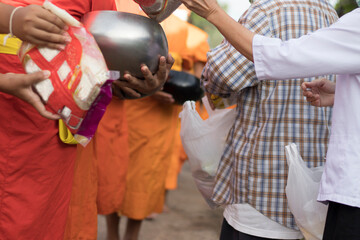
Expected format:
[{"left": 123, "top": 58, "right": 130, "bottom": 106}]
[{"left": 97, "top": 162, "right": 224, "bottom": 240}]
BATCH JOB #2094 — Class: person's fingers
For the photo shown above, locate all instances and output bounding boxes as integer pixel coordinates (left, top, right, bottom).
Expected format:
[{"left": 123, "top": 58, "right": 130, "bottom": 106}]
[
  {"left": 112, "top": 81, "right": 141, "bottom": 99},
  {"left": 153, "top": 56, "right": 167, "bottom": 85},
  {"left": 112, "top": 88, "right": 125, "bottom": 99},
  {"left": 34, "top": 103, "right": 60, "bottom": 120},
  {"left": 158, "top": 56, "right": 168, "bottom": 79},
  {"left": 316, "top": 78, "right": 327, "bottom": 84},
  {"left": 302, "top": 90, "right": 313, "bottom": 98},
  {"left": 304, "top": 93, "right": 321, "bottom": 106},
  {"left": 141, "top": 65, "right": 157, "bottom": 88},
  {"left": 18, "top": 71, "right": 59, "bottom": 120},
  {"left": 301, "top": 82, "right": 309, "bottom": 91},
  {"left": 306, "top": 96, "right": 317, "bottom": 102},
  {"left": 24, "top": 71, "right": 51, "bottom": 86},
  {"left": 154, "top": 91, "right": 174, "bottom": 103},
  {"left": 38, "top": 7, "right": 68, "bottom": 31},
  {"left": 25, "top": 34, "right": 67, "bottom": 50},
  {"left": 17, "top": 5, "right": 66, "bottom": 33},
  {"left": 27, "top": 93, "right": 60, "bottom": 120},
  {"left": 164, "top": 95, "right": 175, "bottom": 104},
  {"left": 305, "top": 79, "right": 325, "bottom": 89},
  {"left": 34, "top": 15, "right": 64, "bottom": 35},
  {"left": 166, "top": 54, "right": 175, "bottom": 67},
  {"left": 157, "top": 91, "right": 173, "bottom": 98},
  {"left": 304, "top": 92, "right": 320, "bottom": 103},
  {"left": 27, "top": 27, "right": 70, "bottom": 44},
  {"left": 311, "top": 100, "right": 321, "bottom": 107},
  {"left": 120, "top": 56, "right": 170, "bottom": 96},
  {"left": 122, "top": 75, "right": 143, "bottom": 90},
  {"left": 302, "top": 81, "right": 318, "bottom": 91},
  {"left": 118, "top": 86, "right": 141, "bottom": 99},
  {"left": 111, "top": 81, "right": 126, "bottom": 99}
]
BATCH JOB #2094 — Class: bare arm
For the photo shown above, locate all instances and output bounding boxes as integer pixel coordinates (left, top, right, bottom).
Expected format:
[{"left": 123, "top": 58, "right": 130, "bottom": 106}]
[
  {"left": 0, "top": 3, "right": 15, "bottom": 33},
  {"left": 180, "top": 0, "right": 255, "bottom": 61}
]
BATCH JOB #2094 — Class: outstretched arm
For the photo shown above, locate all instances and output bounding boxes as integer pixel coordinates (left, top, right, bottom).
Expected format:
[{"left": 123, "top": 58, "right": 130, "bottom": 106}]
[
  {"left": 180, "top": 0, "right": 255, "bottom": 61},
  {"left": 181, "top": 0, "right": 360, "bottom": 79}
]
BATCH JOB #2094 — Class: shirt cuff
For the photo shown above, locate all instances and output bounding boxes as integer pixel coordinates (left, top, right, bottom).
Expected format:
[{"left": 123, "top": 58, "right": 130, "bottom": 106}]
[
  {"left": 253, "top": 34, "right": 282, "bottom": 81},
  {"left": 252, "top": 34, "right": 268, "bottom": 81}
]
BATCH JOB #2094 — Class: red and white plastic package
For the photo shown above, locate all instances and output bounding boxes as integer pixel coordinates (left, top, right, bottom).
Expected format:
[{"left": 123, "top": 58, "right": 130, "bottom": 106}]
[{"left": 18, "top": 1, "right": 118, "bottom": 146}]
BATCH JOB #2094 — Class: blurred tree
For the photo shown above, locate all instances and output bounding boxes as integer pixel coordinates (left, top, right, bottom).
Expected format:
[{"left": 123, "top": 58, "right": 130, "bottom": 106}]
[
  {"left": 334, "top": 0, "right": 357, "bottom": 16},
  {"left": 188, "top": 3, "right": 229, "bottom": 48}
]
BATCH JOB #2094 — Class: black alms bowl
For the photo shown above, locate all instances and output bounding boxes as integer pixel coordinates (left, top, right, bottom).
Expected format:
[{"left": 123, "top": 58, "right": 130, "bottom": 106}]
[
  {"left": 163, "top": 70, "right": 204, "bottom": 105},
  {"left": 81, "top": 11, "right": 168, "bottom": 79}
]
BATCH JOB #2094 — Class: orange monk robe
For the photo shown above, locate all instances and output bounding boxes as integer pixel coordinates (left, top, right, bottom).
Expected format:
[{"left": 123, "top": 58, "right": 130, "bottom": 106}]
[
  {"left": 119, "top": 14, "right": 190, "bottom": 220},
  {"left": 165, "top": 23, "right": 210, "bottom": 190},
  {"left": 183, "top": 23, "right": 210, "bottom": 71},
  {"left": 64, "top": 99, "right": 129, "bottom": 239},
  {"left": 63, "top": 1, "right": 130, "bottom": 239}
]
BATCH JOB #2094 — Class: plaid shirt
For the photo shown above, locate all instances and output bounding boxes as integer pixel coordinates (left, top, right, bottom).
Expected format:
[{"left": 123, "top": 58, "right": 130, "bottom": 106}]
[{"left": 203, "top": 0, "right": 338, "bottom": 229}]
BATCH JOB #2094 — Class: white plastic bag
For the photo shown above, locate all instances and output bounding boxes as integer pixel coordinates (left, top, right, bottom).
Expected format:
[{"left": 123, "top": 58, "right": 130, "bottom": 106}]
[
  {"left": 285, "top": 143, "right": 328, "bottom": 240},
  {"left": 179, "top": 97, "right": 236, "bottom": 208}
]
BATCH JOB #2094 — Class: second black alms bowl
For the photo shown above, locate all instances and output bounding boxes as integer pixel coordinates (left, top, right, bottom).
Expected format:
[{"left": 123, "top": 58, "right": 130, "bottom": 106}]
[{"left": 163, "top": 70, "right": 204, "bottom": 105}]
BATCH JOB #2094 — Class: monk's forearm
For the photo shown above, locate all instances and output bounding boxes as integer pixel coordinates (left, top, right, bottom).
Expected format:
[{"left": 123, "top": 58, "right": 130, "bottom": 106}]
[
  {"left": 0, "top": 3, "right": 15, "bottom": 34},
  {"left": 206, "top": 7, "right": 255, "bottom": 62}
]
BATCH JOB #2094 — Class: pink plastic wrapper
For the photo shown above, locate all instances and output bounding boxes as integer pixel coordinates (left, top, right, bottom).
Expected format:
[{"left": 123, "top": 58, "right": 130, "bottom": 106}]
[{"left": 74, "top": 79, "right": 114, "bottom": 145}]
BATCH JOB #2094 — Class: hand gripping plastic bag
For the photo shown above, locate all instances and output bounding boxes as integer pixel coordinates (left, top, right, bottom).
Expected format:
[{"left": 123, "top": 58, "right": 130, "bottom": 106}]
[
  {"left": 179, "top": 97, "right": 236, "bottom": 208},
  {"left": 285, "top": 143, "right": 328, "bottom": 240},
  {"left": 18, "top": 1, "right": 119, "bottom": 146}
]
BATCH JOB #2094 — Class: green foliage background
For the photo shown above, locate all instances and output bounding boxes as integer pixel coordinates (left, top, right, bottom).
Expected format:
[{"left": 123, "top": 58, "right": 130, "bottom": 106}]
[{"left": 334, "top": 0, "right": 357, "bottom": 16}]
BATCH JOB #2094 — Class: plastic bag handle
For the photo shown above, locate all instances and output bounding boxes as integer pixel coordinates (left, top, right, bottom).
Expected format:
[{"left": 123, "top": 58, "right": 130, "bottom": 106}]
[
  {"left": 285, "top": 143, "right": 301, "bottom": 167},
  {"left": 180, "top": 101, "right": 196, "bottom": 115},
  {"left": 286, "top": 143, "right": 315, "bottom": 177},
  {"left": 287, "top": 143, "right": 297, "bottom": 159},
  {"left": 179, "top": 101, "right": 197, "bottom": 126}
]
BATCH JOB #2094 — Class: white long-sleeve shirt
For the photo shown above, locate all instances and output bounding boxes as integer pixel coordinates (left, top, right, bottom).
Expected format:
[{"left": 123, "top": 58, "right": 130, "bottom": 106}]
[{"left": 253, "top": 8, "right": 360, "bottom": 207}]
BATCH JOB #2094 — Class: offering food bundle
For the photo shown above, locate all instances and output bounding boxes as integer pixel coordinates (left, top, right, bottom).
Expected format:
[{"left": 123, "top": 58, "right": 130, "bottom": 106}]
[{"left": 19, "top": 1, "right": 118, "bottom": 145}]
